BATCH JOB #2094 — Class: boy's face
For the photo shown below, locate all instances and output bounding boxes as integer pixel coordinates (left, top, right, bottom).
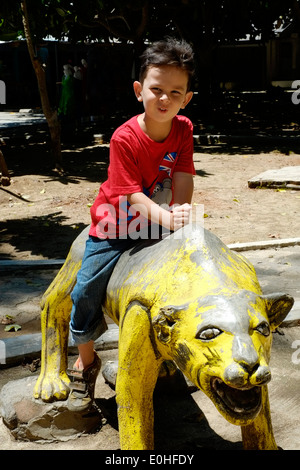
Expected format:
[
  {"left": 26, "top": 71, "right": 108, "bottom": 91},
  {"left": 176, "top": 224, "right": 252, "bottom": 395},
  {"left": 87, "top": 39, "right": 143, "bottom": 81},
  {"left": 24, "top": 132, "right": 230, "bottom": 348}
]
[{"left": 134, "top": 65, "right": 193, "bottom": 124}]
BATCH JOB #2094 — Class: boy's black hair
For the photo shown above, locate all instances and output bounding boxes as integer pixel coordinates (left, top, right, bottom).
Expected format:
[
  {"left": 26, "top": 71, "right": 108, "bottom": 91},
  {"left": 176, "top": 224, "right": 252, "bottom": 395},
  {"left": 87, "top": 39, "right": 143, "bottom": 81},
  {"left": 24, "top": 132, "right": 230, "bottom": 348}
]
[{"left": 139, "top": 37, "right": 195, "bottom": 91}]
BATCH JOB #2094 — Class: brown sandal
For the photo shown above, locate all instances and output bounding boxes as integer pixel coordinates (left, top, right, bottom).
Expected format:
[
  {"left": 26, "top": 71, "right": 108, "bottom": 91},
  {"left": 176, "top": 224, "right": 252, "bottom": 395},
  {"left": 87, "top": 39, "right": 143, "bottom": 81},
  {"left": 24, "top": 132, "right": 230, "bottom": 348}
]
[{"left": 67, "top": 352, "right": 101, "bottom": 412}]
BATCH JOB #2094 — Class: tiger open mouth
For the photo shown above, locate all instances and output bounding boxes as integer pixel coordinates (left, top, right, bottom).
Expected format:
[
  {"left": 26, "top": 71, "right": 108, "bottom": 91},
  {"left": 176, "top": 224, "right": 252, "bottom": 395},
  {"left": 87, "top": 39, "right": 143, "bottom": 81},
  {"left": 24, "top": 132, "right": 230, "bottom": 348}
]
[{"left": 211, "top": 377, "right": 262, "bottom": 420}]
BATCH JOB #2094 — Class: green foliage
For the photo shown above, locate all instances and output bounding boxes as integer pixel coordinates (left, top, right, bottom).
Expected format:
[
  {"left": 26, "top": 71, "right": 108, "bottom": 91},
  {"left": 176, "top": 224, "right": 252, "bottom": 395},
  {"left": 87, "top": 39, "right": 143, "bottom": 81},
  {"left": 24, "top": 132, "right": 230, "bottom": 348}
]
[{"left": 0, "top": 0, "right": 298, "bottom": 45}]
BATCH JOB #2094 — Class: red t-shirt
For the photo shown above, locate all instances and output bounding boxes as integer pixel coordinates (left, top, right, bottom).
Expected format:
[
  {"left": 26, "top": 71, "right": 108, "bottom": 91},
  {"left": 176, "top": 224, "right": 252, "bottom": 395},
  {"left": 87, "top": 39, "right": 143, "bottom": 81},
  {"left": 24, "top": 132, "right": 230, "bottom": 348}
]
[{"left": 89, "top": 114, "right": 195, "bottom": 239}]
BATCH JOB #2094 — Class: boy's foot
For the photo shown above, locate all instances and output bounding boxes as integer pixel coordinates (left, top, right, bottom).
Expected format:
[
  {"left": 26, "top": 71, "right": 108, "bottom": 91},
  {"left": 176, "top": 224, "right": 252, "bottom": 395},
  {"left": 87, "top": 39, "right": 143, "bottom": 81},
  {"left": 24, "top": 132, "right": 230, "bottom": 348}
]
[{"left": 67, "top": 352, "right": 101, "bottom": 412}]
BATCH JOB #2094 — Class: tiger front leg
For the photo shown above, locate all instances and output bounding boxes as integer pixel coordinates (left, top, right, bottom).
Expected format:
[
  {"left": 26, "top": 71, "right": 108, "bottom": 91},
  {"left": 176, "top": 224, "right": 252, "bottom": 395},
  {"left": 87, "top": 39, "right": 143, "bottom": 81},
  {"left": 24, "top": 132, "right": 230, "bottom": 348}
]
[
  {"left": 33, "top": 296, "right": 71, "bottom": 402},
  {"left": 33, "top": 258, "right": 81, "bottom": 402},
  {"left": 241, "top": 385, "right": 278, "bottom": 450},
  {"left": 115, "top": 302, "right": 163, "bottom": 450}
]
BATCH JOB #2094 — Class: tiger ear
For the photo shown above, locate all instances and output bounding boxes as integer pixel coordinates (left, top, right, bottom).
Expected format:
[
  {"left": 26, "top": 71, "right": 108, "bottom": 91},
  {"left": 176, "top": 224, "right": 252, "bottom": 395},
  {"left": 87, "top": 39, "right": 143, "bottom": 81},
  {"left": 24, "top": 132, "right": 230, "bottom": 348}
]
[
  {"left": 262, "top": 293, "right": 294, "bottom": 330},
  {"left": 152, "top": 306, "right": 179, "bottom": 344}
]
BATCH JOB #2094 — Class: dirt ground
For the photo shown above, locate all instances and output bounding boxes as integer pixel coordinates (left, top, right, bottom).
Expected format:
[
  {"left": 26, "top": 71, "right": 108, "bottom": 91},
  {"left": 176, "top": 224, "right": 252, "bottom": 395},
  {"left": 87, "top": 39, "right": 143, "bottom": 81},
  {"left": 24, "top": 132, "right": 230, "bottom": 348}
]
[{"left": 1, "top": 137, "right": 300, "bottom": 262}]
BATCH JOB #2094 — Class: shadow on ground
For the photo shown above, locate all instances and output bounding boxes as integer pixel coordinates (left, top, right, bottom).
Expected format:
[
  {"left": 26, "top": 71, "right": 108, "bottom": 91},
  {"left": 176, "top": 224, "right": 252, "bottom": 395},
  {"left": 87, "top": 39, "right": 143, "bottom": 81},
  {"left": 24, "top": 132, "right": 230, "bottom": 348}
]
[
  {"left": 4, "top": 136, "right": 110, "bottom": 184},
  {"left": 96, "top": 391, "right": 243, "bottom": 451},
  {"left": 0, "top": 213, "right": 87, "bottom": 259}
]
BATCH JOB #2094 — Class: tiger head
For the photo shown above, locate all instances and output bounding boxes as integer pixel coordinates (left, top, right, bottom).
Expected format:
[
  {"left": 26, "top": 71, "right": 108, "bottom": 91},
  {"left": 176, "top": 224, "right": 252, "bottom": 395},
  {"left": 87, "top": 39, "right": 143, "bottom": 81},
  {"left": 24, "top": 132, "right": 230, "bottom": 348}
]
[{"left": 152, "top": 290, "right": 293, "bottom": 425}]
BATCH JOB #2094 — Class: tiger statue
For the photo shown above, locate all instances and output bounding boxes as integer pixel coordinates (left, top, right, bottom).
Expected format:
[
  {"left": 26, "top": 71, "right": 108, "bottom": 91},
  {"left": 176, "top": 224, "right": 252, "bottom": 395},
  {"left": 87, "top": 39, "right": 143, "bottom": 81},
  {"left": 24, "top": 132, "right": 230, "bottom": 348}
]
[{"left": 34, "top": 224, "right": 294, "bottom": 450}]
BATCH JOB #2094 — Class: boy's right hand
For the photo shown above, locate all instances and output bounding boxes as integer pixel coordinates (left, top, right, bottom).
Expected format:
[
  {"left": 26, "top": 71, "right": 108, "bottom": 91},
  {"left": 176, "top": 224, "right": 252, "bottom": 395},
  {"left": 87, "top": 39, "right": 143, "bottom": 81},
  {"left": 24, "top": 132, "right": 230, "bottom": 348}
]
[{"left": 171, "top": 203, "right": 192, "bottom": 231}]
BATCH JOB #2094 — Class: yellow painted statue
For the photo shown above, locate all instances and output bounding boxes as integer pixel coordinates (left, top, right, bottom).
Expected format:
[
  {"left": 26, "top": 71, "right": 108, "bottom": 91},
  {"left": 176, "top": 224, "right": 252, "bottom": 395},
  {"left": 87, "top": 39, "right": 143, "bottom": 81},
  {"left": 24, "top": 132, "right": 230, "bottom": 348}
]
[{"left": 34, "top": 223, "right": 294, "bottom": 450}]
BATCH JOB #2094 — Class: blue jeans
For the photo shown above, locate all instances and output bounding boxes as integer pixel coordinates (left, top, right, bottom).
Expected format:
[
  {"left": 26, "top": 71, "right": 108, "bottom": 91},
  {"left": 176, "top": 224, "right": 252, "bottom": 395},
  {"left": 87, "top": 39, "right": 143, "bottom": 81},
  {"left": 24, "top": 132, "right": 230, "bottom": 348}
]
[{"left": 69, "top": 236, "right": 137, "bottom": 345}]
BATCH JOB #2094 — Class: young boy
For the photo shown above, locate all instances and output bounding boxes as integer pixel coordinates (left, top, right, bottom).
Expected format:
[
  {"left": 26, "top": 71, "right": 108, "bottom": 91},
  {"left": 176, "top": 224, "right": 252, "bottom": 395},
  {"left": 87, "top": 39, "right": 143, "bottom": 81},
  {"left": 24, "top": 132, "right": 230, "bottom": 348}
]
[{"left": 67, "top": 37, "right": 196, "bottom": 411}]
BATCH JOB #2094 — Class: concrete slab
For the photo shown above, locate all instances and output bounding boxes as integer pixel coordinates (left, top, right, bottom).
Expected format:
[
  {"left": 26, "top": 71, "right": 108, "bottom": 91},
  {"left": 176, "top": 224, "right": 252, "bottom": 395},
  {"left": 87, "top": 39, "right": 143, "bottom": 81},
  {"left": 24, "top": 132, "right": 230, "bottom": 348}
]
[
  {"left": 0, "top": 324, "right": 119, "bottom": 367},
  {"left": 248, "top": 166, "right": 300, "bottom": 188},
  {"left": 0, "top": 111, "right": 46, "bottom": 129}
]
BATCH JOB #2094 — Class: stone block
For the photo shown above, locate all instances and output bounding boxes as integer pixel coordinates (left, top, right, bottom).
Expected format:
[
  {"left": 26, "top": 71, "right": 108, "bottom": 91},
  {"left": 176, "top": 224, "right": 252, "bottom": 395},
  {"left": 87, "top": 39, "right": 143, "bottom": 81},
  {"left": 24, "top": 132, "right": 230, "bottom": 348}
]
[{"left": 0, "top": 376, "right": 103, "bottom": 442}]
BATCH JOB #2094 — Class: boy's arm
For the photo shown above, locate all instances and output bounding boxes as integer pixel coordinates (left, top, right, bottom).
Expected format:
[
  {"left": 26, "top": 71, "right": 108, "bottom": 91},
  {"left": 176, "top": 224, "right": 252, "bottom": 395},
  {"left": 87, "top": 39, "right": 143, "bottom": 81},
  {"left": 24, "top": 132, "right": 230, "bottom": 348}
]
[
  {"left": 172, "top": 172, "right": 194, "bottom": 205},
  {"left": 127, "top": 172, "right": 193, "bottom": 232},
  {"left": 127, "top": 192, "right": 191, "bottom": 232}
]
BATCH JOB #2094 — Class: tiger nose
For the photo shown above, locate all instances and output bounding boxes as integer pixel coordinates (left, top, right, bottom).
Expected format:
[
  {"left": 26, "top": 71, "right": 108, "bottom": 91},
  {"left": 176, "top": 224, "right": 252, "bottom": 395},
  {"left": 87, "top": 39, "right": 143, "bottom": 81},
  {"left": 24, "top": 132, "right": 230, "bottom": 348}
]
[
  {"left": 224, "top": 363, "right": 249, "bottom": 388},
  {"left": 250, "top": 365, "right": 271, "bottom": 386},
  {"left": 224, "top": 363, "right": 271, "bottom": 388},
  {"left": 230, "top": 335, "right": 271, "bottom": 386},
  {"left": 233, "top": 335, "right": 259, "bottom": 371}
]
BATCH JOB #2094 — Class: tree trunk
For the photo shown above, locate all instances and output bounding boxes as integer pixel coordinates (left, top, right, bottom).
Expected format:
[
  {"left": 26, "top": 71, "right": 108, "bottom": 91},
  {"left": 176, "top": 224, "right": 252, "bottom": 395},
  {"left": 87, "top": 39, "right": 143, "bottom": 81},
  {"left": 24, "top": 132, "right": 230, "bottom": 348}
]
[{"left": 21, "top": 0, "right": 63, "bottom": 171}]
